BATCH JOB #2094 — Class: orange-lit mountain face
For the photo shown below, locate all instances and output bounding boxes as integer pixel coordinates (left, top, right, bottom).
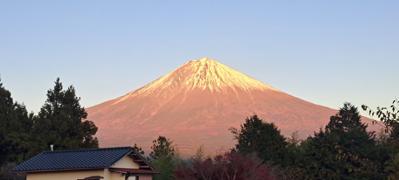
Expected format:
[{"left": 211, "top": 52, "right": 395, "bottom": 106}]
[{"left": 87, "top": 58, "right": 379, "bottom": 155}]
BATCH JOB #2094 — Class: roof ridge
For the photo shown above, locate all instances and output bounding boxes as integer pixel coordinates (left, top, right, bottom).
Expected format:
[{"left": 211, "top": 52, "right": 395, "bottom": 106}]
[{"left": 41, "top": 146, "right": 132, "bottom": 153}]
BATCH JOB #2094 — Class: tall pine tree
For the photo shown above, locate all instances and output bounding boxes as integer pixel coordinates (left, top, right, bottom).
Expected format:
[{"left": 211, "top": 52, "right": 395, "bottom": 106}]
[
  {"left": 32, "top": 78, "right": 98, "bottom": 153},
  {"left": 301, "top": 103, "right": 380, "bottom": 179},
  {"left": 149, "top": 136, "right": 176, "bottom": 180},
  {"left": 0, "top": 80, "right": 32, "bottom": 164},
  {"left": 231, "top": 115, "right": 288, "bottom": 166}
]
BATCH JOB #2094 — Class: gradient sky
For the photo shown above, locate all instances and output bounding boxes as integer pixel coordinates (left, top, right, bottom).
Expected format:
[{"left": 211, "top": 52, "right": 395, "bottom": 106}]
[{"left": 0, "top": 1, "right": 398, "bottom": 113}]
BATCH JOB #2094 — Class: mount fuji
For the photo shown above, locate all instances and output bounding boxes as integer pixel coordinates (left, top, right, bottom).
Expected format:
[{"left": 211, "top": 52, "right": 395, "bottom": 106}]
[{"left": 87, "top": 58, "right": 379, "bottom": 155}]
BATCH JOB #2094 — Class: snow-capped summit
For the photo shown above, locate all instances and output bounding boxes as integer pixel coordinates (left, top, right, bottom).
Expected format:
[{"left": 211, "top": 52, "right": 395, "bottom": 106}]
[{"left": 116, "top": 58, "right": 277, "bottom": 104}]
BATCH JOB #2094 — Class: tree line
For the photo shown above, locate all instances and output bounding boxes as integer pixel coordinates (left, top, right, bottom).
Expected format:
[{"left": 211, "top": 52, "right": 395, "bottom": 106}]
[
  {"left": 0, "top": 78, "right": 98, "bottom": 179},
  {"left": 1, "top": 78, "right": 399, "bottom": 179},
  {"left": 148, "top": 101, "right": 399, "bottom": 180}
]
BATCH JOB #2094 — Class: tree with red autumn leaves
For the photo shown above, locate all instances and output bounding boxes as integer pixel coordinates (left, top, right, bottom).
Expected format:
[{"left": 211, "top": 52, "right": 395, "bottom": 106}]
[{"left": 175, "top": 151, "right": 275, "bottom": 180}]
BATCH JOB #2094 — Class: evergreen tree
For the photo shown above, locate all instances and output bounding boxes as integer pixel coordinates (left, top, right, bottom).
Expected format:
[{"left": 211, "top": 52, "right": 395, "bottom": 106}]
[
  {"left": 301, "top": 103, "right": 380, "bottom": 179},
  {"left": 0, "top": 80, "right": 32, "bottom": 162},
  {"left": 231, "top": 115, "right": 288, "bottom": 166},
  {"left": 0, "top": 79, "right": 32, "bottom": 179},
  {"left": 149, "top": 136, "right": 176, "bottom": 180},
  {"left": 150, "top": 136, "right": 175, "bottom": 160},
  {"left": 32, "top": 78, "right": 98, "bottom": 153}
]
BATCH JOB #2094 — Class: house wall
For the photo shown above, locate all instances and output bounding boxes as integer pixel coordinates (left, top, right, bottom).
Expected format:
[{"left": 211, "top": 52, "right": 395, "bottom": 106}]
[
  {"left": 26, "top": 170, "right": 104, "bottom": 180},
  {"left": 104, "top": 168, "right": 111, "bottom": 180},
  {"left": 111, "top": 155, "right": 140, "bottom": 169},
  {"left": 110, "top": 154, "right": 153, "bottom": 179},
  {"left": 110, "top": 171, "right": 128, "bottom": 180}
]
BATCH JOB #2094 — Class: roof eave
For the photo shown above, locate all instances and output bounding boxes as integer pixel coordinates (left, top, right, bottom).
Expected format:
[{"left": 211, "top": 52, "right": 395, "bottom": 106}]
[{"left": 14, "top": 167, "right": 106, "bottom": 174}]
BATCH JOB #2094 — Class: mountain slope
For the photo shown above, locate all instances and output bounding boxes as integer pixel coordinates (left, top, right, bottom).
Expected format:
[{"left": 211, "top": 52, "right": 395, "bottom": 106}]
[{"left": 87, "top": 58, "right": 379, "bottom": 155}]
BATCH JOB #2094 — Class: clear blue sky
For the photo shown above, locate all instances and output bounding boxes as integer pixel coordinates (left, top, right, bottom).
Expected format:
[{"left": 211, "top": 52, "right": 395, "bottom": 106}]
[{"left": 0, "top": 1, "right": 398, "bottom": 113}]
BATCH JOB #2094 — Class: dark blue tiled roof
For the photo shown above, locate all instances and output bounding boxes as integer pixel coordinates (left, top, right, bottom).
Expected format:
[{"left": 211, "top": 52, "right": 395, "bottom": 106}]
[{"left": 14, "top": 147, "right": 133, "bottom": 172}]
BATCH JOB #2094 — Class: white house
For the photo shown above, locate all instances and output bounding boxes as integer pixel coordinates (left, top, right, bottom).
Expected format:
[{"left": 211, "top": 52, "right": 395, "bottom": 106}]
[{"left": 14, "top": 147, "right": 156, "bottom": 180}]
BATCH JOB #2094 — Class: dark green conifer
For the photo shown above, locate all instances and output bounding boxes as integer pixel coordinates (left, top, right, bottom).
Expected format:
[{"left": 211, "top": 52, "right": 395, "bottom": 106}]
[
  {"left": 33, "top": 78, "right": 98, "bottom": 153},
  {"left": 231, "top": 115, "right": 288, "bottom": 166},
  {"left": 149, "top": 136, "right": 176, "bottom": 180},
  {"left": 302, "top": 103, "right": 379, "bottom": 179}
]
